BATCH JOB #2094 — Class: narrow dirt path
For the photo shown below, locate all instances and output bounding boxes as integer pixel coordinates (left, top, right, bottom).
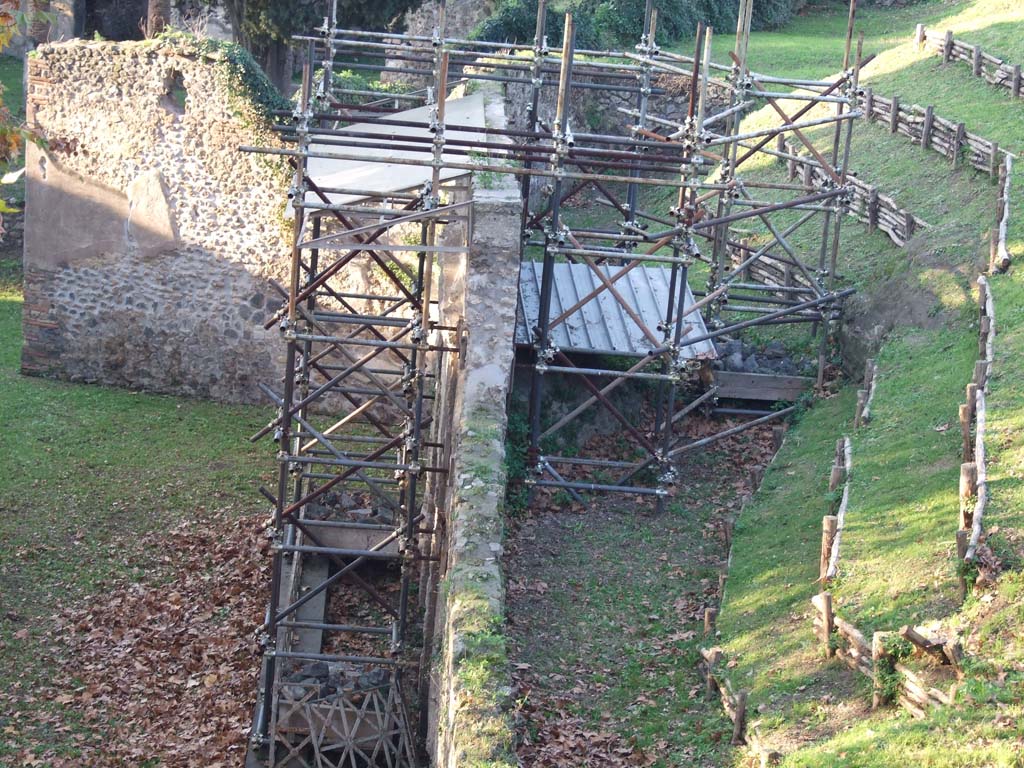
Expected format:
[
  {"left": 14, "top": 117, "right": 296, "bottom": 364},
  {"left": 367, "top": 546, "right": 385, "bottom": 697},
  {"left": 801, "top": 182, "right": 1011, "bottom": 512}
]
[{"left": 506, "top": 420, "right": 778, "bottom": 767}]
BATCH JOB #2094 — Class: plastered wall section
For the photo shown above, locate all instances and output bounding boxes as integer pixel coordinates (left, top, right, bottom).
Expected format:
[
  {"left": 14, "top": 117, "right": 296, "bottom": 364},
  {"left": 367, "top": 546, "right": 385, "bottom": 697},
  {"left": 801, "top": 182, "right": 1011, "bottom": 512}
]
[
  {"left": 21, "top": 39, "right": 290, "bottom": 402},
  {"left": 429, "top": 84, "right": 520, "bottom": 768}
]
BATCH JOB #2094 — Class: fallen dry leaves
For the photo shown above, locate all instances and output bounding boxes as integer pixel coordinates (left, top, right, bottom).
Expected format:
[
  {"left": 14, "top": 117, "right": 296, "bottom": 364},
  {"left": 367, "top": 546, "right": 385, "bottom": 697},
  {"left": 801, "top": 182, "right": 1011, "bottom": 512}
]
[{"left": 2, "top": 511, "right": 268, "bottom": 767}]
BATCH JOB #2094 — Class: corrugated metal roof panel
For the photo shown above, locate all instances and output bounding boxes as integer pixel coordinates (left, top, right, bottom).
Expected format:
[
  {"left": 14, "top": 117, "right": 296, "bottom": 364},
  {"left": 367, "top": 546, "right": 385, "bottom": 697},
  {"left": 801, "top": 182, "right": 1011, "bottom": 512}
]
[{"left": 516, "top": 261, "right": 717, "bottom": 360}]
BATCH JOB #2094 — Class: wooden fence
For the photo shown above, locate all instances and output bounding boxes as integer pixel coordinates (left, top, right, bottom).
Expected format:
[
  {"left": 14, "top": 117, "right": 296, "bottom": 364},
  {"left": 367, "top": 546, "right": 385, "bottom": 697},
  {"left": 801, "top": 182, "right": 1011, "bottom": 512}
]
[
  {"left": 855, "top": 358, "right": 878, "bottom": 428},
  {"left": 855, "top": 92, "right": 1014, "bottom": 270},
  {"left": 820, "top": 436, "right": 852, "bottom": 583},
  {"left": 698, "top": 648, "right": 749, "bottom": 746},
  {"left": 959, "top": 277, "right": 995, "bottom": 569},
  {"left": 916, "top": 25, "right": 1024, "bottom": 100},
  {"left": 993, "top": 155, "right": 1013, "bottom": 271},
  {"left": 781, "top": 139, "right": 929, "bottom": 248},
  {"left": 856, "top": 89, "right": 1006, "bottom": 175},
  {"left": 812, "top": 595, "right": 963, "bottom": 718}
]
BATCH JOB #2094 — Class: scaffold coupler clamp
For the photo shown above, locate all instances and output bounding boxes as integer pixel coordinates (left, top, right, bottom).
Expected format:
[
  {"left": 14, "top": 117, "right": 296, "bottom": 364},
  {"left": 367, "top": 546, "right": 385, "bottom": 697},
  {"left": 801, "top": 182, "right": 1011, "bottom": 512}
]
[
  {"left": 656, "top": 463, "right": 676, "bottom": 495},
  {"left": 535, "top": 344, "right": 557, "bottom": 374}
]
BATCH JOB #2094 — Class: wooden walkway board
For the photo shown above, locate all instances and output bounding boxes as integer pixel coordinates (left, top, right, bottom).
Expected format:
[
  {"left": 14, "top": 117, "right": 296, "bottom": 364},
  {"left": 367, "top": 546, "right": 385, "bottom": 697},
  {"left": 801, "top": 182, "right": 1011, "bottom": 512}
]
[{"left": 713, "top": 371, "right": 814, "bottom": 401}]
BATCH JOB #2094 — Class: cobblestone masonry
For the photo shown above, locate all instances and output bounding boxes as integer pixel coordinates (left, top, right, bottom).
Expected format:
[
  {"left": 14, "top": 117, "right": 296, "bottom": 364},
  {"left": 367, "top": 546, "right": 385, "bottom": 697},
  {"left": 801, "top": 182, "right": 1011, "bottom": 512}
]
[{"left": 22, "top": 38, "right": 290, "bottom": 401}]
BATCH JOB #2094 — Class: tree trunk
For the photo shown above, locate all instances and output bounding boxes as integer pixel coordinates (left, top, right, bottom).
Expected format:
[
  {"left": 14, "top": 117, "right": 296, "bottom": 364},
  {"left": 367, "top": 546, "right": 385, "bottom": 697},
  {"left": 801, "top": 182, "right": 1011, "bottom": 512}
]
[
  {"left": 260, "top": 38, "right": 292, "bottom": 95},
  {"left": 147, "top": 0, "right": 171, "bottom": 37}
]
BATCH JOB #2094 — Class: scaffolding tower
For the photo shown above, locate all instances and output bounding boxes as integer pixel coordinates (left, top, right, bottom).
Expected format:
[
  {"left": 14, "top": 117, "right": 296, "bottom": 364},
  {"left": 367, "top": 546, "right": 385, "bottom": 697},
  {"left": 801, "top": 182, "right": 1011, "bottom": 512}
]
[{"left": 245, "top": 0, "right": 863, "bottom": 764}]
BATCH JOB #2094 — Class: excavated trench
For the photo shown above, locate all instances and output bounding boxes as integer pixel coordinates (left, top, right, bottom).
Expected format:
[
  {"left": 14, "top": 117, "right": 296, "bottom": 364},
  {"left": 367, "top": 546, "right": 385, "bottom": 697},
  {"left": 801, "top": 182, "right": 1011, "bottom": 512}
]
[{"left": 504, "top": 391, "right": 786, "bottom": 767}]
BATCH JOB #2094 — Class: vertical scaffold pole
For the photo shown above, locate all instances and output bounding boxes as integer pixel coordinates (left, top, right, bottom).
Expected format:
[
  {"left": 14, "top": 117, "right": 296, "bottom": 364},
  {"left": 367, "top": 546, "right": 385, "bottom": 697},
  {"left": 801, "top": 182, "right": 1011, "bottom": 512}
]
[{"left": 527, "top": 13, "right": 576, "bottom": 489}]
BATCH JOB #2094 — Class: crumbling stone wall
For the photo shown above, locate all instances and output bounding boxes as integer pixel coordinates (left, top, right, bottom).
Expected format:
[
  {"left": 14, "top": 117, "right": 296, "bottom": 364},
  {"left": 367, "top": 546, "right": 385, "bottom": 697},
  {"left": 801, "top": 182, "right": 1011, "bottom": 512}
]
[
  {"left": 427, "top": 83, "right": 519, "bottom": 768},
  {"left": 21, "top": 37, "right": 292, "bottom": 402}
]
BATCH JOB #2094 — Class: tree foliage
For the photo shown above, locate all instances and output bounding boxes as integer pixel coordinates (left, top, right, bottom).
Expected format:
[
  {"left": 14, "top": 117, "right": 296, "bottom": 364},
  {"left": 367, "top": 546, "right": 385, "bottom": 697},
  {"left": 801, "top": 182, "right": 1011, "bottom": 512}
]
[{"left": 474, "top": 0, "right": 801, "bottom": 48}]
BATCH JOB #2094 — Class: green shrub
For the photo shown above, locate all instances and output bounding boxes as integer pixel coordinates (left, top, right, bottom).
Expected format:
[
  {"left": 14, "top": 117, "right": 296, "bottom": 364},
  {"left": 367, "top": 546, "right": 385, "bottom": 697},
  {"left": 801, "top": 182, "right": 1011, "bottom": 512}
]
[
  {"left": 473, "top": 0, "right": 799, "bottom": 48},
  {"left": 473, "top": 0, "right": 601, "bottom": 49}
]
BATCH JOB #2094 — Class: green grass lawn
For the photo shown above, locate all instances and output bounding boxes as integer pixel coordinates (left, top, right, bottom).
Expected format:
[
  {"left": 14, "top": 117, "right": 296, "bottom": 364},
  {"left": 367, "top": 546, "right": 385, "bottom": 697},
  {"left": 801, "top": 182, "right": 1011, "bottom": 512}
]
[
  {"left": 0, "top": 281, "right": 273, "bottom": 760},
  {"left": 703, "top": 1, "right": 1024, "bottom": 765}
]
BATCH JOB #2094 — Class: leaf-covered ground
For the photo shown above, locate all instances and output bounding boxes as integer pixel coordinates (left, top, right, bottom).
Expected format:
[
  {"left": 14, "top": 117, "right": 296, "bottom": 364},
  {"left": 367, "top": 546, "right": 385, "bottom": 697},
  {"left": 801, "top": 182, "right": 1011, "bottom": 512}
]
[{"left": 506, "top": 417, "right": 781, "bottom": 767}]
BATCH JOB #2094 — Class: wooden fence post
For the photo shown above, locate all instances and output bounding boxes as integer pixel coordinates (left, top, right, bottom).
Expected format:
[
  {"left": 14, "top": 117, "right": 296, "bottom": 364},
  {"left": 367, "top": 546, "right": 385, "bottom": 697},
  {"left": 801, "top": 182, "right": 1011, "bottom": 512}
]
[
  {"left": 813, "top": 591, "right": 835, "bottom": 657},
  {"left": 904, "top": 210, "right": 916, "bottom": 241},
  {"left": 959, "top": 402, "right": 972, "bottom": 460},
  {"left": 704, "top": 607, "right": 717, "bottom": 637},
  {"left": 1013, "top": 65, "right": 1022, "bottom": 99},
  {"left": 820, "top": 515, "right": 838, "bottom": 583},
  {"left": 731, "top": 690, "right": 748, "bottom": 745},
  {"left": 960, "top": 462, "right": 978, "bottom": 529},
  {"left": 952, "top": 122, "right": 965, "bottom": 168},
  {"left": 771, "top": 425, "right": 785, "bottom": 451},
  {"left": 956, "top": 530, "right": 969, "bottom": 601},
  {"left": 867, "top": 187, "right": 879, "bottom": 232},
  {"left": 942, "top": 30, "right": 954, "bottom": 64},
  {"left": 921, "top": 105, "right": 934, "bottom": 149},
  {"left": 872, "top": 632, "right": 891, "bottom": 709},
  {"left": 990, "top": 142, "right": 1000, "bottom": 178},
  {"left": 863, "top": 87, "right": 874, "bottom": 121},
  {"left": 980, "top": 316, "right": 992, "bottom": 356},
  {"left": 914, "top": 24, "right": 924, "bottom": 47},
  {"left": 972, "top": 45, "right": 982, "bottom": 76},
  {"left": 705, "top": 648, "right": 722, "bottom": 700},
  {"left": 855, "top": 389, "right": 868, "bottom": 428},
  {"left": 889, "top": 95, "right": 900, "bottom": 134},
  {"left": 974, "top": 359, "right": 989, "bottom": 389},
  {"left": 775, "top": 132, "right": 786, "bottom": 164}
]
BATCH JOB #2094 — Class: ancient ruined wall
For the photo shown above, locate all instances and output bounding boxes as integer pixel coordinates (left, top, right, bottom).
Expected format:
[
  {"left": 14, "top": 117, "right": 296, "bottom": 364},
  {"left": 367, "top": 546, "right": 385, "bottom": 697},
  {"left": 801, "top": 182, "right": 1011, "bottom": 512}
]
[
  {"left": 426, "top": 84, "right": 520, "bottom": 768},
  {"left": 21, "top": 37, "right": 292, "bottom": 402}
]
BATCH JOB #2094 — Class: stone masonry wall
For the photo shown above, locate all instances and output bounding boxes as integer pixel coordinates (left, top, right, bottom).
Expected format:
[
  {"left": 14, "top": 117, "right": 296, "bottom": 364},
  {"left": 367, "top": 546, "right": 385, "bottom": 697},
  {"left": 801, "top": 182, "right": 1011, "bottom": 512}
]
[
  {"left": 427, "top": 84, "right": 520, "bottom": 768},
  {"left": 21, "top": 38, "right": 291, "bottom": 402}
]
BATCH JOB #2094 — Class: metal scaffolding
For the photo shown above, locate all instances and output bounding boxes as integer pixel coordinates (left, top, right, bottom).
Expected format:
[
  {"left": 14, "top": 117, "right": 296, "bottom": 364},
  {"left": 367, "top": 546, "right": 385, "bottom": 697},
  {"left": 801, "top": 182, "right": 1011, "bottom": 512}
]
[{"left": 244, "top": 0, "right": 862, "bottom": 764}]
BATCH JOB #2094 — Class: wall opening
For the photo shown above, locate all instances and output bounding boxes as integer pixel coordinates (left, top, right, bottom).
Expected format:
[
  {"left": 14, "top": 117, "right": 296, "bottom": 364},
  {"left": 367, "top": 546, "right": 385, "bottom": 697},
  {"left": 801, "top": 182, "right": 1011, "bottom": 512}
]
[{"left": 161, "top": 70, "right": 187, "bottom": 116}]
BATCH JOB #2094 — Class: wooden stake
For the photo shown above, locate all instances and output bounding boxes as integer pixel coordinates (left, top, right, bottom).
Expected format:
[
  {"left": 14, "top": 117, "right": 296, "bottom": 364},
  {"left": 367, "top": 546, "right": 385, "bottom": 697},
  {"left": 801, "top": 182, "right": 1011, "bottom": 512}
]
[
  {"left": 960, "top": 462, "right": 978, "bottom": 528},
  {"left": 731, "top": 690, "right": 748, "bottom": 745},
  {"left": 952, "top": 122, "right": 965, "bottom": 168},
  {"left": 921, "top": 105, "right": 934, "bottom": 149},
  {"left": 1013, "top": 65, "right": 1022, "bottom": 99},
  {"left": 974, "top": 359, "right": 989, "bottom": 389},
  {"left": 914, "top": 24, "right": 925, "bottom": 47},
  {"left": 855, "top": 388, "right": 868, "bottom": 427},
  {"left": 980, "top": 316, "right": 992, "bottom": 357},
  {"left": 872, "top": 632, "right": 889, "bottom": 709},
  {"left": 705, "top": 648, "right": 722, "bottom": 700},
  {"left": 972, "top": 45, "right": 982, "bottom": 77},
  {"left": 863, "top": 87, "right": 874, "bottom": 120},
  {"left": 771, "top": 425, "right": 785, "bottom": 451},
  {"left": 867, "top": 187, "right": 879, "bottom": 232},
  {"left": 813, "top": 591, "right": 835, "bottom": 656},
  {"left": 943, "top": 637, "right": 964, "bottom": 673},
  {"left": 956, "top": 530, "right": 969, "bottom": 602},
  {"left": 942, "top": 30, "right": 954, "bottom": 63},
  {"left": 959, "top": 403, "right": 972, "bottom": 461},
  {"left": 889, "top": 95, "right": 900, "bottom": 133},
  {"left": 820, "top": 516, "right": 838, "bottom": 583},
  {"left": 704, "top": 607, "right": 717, "bottom": 637}
]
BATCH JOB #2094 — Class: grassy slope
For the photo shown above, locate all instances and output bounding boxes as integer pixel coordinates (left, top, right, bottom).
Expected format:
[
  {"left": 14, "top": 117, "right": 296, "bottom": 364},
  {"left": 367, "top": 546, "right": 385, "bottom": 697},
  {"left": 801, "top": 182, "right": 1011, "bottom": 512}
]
[{"left": 706, "top": 2, "right": 1024, "bottom": 766}]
